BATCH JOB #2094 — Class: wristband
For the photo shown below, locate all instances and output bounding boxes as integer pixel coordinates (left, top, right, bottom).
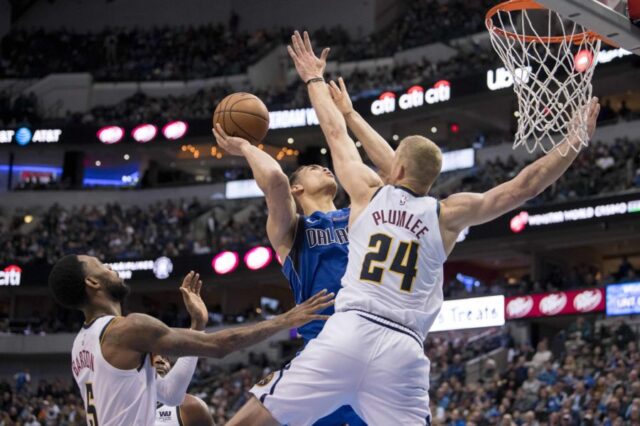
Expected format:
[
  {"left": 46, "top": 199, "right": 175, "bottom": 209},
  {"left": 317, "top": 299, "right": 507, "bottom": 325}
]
[{"left": 305, "top": 77, "right": 324, "bottom": 85}]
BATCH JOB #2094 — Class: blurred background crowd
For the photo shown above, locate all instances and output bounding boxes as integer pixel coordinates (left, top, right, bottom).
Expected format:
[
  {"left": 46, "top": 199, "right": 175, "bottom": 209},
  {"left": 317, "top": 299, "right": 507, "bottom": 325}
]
[{"left": 1, "top": 318, "right": 638, "bottom": 425}]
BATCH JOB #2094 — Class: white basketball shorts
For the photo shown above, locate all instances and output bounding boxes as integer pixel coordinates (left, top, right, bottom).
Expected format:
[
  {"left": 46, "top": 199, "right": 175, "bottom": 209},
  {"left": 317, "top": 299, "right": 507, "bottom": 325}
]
[{"left": 249, "top": 310, "right": 432, "bottom": 426}]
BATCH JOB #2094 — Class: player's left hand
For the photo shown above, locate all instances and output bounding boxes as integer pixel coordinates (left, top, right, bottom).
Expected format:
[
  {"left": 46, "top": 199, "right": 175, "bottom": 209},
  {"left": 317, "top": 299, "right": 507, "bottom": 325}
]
[
  {"left": 287, "top": 30, "right": 330, "bottom": 82},
  {"left": 179, "top": 271, "right": 208, "bottom": 331},
  {"left": 565, "top": 97, "right": 599, "bottom": 151},
  {"left": 213, "top": 123, "right": 251, "bottom": 156},
  {"left": 278, "top": 289, "right": 335, "bottom": 328},
  {"left": 584, "top": 96, "right": 600, "bottom": 139},
  {"left": 328, "top": 77, "right": 354, "bottom": 115}
]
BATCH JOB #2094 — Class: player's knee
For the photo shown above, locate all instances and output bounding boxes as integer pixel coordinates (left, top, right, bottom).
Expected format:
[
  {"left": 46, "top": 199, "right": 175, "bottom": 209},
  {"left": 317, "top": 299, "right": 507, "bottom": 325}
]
[
  {"left": 226, "top": 395, "right": 281, "bottom": 426},
  {"left": 180, "top": 395, "right": 214, "bottom": 426}
]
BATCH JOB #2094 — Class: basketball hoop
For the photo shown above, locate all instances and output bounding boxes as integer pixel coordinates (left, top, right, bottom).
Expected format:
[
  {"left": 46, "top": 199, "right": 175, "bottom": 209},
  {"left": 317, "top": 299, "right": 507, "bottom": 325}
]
[{"left": 486, "top": 0, "right": 603, "bottom": 156}]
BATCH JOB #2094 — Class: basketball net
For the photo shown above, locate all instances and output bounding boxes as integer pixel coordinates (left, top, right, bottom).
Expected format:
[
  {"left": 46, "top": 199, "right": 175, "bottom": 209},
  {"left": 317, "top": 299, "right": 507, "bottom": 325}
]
[{"left": 486, "top": 1, "right": 602, "bottom": 156}]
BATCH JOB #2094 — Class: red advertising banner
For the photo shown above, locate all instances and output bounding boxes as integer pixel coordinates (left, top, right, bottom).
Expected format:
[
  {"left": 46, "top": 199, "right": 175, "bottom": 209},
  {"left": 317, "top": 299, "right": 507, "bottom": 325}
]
[{"left": 505, "top": 288, "right": 605, "bottom": 320}]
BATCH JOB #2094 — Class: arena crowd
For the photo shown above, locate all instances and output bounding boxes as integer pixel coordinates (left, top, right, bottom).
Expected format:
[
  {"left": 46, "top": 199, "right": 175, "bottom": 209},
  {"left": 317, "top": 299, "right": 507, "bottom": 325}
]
[{"left": 1, "top": 318, "right": 638, "bottom": 425}]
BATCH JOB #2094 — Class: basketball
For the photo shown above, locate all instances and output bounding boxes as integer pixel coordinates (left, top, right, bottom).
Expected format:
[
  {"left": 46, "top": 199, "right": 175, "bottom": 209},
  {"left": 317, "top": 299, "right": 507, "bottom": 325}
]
[{"left": 213, "top": 93, "right": 270, "bottom": 143}]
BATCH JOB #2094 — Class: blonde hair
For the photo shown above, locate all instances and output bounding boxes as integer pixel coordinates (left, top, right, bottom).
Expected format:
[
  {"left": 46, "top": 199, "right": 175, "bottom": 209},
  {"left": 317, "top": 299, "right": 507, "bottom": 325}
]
[{"left": 396, "top": 136, "right": 442, "bottom": 190}]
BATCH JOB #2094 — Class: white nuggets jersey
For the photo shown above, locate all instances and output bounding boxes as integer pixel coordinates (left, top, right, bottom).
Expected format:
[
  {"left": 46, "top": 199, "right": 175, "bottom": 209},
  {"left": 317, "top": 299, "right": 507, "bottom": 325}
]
[
  {"left": 71, "top": 315, "right": 157, "bottom": 426},
  {"left": 155, "top": 404, "right": 182, "bottom": 426},
  {"left": 336, "top": 185, "right": 447, "bottom": 342}
]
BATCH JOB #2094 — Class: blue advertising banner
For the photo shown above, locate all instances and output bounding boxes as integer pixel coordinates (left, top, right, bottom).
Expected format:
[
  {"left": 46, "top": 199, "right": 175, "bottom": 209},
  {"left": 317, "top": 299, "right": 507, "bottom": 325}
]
[{"left": 606, "top": 282, "right": 640, "bottom": 316}]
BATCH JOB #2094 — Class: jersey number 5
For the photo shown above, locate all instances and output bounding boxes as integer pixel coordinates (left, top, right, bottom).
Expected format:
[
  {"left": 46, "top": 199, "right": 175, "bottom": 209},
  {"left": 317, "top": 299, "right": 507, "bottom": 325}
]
[
  {"left": 359, "top": 233, "right": 419, "bottom": 292},
  {"left": 86, "top": 382, "right": 99, "bottom": 426}
]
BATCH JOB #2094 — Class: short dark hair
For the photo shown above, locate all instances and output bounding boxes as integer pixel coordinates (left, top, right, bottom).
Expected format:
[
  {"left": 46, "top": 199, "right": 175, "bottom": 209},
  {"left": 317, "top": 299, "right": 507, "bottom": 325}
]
[
  {"left": 48, "top": 255, "right": 88, "bottom": 309},
  {"left": 288, "top": 165, "right": 307, "bottom": 186}
]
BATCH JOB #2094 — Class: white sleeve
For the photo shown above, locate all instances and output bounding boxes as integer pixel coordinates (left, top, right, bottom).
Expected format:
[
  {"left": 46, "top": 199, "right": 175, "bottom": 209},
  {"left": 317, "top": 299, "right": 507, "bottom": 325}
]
[{"left": 156, "top": 357, "right": 198, "bottom": 406}]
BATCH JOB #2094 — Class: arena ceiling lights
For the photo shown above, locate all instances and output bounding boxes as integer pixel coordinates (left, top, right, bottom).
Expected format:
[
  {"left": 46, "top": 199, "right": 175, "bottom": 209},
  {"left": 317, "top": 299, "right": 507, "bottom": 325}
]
[
  {"left": 132, "top": 124, "right": 157, "bottom": 143},
  {"left": 244, "top": 246, "right": 273, "bottom": 271},
  {"left": 162, "top": 120, "right": 188, "bottom": 140},
  {"left": 212, "top": 251, "right": 240, "bottom": 275},
  {"left": 97, "top": 120, "right": 188, "bottom": 144},
  {"left": 97, "top": 126, "right": 125, "bottom": 144},
  {"left": 212, "top": 246, "right": 275, "bottom": 275}
]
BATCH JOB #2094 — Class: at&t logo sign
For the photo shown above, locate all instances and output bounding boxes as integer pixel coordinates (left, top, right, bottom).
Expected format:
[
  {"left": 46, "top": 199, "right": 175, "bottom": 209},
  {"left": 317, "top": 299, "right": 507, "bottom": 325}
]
[
  {"left": 0, "top": 128, "right": 62, "bottom": 145},
  {"left": 153, "top": 257, "right": 173, "bottom": 280}
]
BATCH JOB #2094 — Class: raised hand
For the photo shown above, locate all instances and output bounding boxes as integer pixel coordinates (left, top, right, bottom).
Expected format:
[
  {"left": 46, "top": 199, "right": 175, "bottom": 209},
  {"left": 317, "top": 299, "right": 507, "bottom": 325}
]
[
  {"left": 328, "top": 77, "right": 354, "bottom": 115},
  {"left": 212, "top": 123, "right": 251, "bottom": 156},
  {"left": 562, "top": 96, "right": 600, "bottom": 154},
  {"left": 278, "top": 289, "right": 335, "bottom": 328},
  {"left": 584, "top": 97, "right": 600, "bottom": 139},
  {"left": 179, "top": 271, "right": 208, "bottom": 331},
  {"left": 287, "top": 30, "right": 330, "bottom": 82}
]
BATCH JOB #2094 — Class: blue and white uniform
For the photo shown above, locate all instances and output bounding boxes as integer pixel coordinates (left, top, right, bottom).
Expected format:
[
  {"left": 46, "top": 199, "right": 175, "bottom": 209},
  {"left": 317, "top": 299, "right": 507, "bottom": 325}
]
[
  {"left": 256, "top": 186, "right": 446, "bottom": 426},
  {"left": 283, "top": 209, "right": 350, "bottom": 343},
  {"left": 250, "top": 208, "right": 366, "bottom": 426}
]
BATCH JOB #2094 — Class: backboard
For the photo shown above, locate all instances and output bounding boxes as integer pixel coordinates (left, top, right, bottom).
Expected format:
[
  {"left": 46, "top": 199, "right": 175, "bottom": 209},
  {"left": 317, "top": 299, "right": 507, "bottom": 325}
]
[{"left": 535, "top": 0, "right": 640, "bottom": 53}]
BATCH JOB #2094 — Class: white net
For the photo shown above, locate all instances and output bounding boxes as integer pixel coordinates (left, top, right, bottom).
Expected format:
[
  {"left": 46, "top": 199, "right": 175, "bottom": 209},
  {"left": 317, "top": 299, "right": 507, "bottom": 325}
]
[{"left": 487, "top": 4, "right": 602, "bottom": 156}]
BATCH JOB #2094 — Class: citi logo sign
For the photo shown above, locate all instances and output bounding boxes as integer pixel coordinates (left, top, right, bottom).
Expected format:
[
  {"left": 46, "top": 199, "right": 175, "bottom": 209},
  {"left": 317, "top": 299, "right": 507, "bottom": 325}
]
[
  {"left": 510, "top": 211, "right": 529, "bottom": 233},
  {"left": 370, "top": 81, "right": 451, "bottom": 116},
  {"left": 0, "top": 265, "right": 22, "bottom": 286}
]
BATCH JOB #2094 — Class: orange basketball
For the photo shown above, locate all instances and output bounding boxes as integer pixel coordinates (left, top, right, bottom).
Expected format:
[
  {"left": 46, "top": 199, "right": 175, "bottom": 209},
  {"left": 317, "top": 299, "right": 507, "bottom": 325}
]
[{"left": 213, "top": 93, "right": 270, "bottom": 143}]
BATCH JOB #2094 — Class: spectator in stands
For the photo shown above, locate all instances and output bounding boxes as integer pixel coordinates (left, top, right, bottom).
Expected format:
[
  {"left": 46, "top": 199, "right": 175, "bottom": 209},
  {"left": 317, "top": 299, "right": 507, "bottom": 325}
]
[
  {"left": 616, "top": 256, "right": 635, "bottom": 280},
  {"left": 568, "top": 316, "right": 593, "bottom": 343},
  {"left": 528, "top": 340, "right": 553, "bottom": 371},
  {"left": 0, "top": 26, "right": 278, "bottom": 81},
  {"left": 522, "top": 368, "right": 542, "bottom": 396},
  {"left": 13, "top": 369, "right": 30, "bottom": 395},
  {"left": 614, "top": 320, "right": 636, "bottom": 350}
]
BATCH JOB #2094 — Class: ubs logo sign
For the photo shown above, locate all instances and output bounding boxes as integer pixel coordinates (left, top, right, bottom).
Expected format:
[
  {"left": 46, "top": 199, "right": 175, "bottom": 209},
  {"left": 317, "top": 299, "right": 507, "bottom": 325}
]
[{"left": 487, "top": 66, "right": 532, "bottom": 91}]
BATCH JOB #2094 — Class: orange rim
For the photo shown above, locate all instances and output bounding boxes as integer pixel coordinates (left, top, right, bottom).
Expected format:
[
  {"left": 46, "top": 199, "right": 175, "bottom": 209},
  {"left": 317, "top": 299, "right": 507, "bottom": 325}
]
[{"left": 486, "top": 0, "right": 602, "bottom": 44}]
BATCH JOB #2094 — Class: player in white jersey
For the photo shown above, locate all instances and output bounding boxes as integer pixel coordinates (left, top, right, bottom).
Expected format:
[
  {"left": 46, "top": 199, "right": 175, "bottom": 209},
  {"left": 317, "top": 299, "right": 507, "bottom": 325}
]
[
  {"left": 70, "top": 274, "right": 200, "bottom": 426},
  {"left": 49, "top": 255, "right": 334, "bottom": 426},
  {"left": 153, "top": 355, "right": 213, "bottom": 426},
  {"left": 228, "top": 31, "right": 601, "bottom": 426}
]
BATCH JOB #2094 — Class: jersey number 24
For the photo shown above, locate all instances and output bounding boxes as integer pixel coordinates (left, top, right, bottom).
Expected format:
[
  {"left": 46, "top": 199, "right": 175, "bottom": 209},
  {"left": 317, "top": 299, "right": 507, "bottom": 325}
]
[{"left": 360, "top": 233, "right": 419, "bottom": 292}]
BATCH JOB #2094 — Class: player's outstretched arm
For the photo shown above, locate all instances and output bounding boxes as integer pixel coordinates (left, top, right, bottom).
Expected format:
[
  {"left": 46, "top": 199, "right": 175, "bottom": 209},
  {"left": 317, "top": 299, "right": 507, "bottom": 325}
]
[
  {"left": 213, "top": 125, "right": 297, "bottom": 260},
  {"left": 287, "top": 31, "right": 382, "bottom": 204},
  {"left": 439, "top": 97, "right": 600, "bottom": 252},
  {"left": 328, "top": 77, "right": 395, "bottom": 177},
  {"left": 106, "top": 289, "right": 334, "bottom": 359},
  {"left": 157, "top": 272, "right": 204, "bottom": 405},
  {"left": 157, "top": 356, "right": 197, "bottom": 406}
]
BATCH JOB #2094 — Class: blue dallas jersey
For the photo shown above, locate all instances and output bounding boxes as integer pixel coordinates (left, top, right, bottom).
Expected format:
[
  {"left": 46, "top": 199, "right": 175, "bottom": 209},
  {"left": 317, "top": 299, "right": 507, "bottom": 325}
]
[
  {"left": 280, "top": 207, "right": 367, "bottom": 426},
  {"left": 282, "top": 208, "right": 350, "bottom": 342}
]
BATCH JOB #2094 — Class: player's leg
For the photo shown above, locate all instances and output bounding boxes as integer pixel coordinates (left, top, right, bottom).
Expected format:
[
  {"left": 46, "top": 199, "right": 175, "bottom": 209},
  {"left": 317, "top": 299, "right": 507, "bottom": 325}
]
[
  {"left": 253, "top": 372, "right": 364, "bottom": 426},
  {"left": 226, "top": 395, "right": 280, "bottom": 426},
  {"left": 179, "top": 394, "right": 215, "bottom": 426},
  {"left": 230, "top": 312, "right": 369, "bottom": 426},
  {"left": 352, "top": 324, "right": 432, "bottom": 426},
  {"left": 313, "top": 405, "right": 366, "bottom": 426}
]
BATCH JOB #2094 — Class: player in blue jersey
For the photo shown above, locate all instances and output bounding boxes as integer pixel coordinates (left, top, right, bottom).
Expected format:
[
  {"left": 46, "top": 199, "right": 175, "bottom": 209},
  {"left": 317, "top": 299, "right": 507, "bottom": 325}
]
[
  {"left": 212, "top": 128, "right": 361, "bottom": 426},
  {"left": 212, "top": 81, "right": 392, "bottom": 425},
  {"left": 212, "top": 83, "right": 395, "bottom": 426}
]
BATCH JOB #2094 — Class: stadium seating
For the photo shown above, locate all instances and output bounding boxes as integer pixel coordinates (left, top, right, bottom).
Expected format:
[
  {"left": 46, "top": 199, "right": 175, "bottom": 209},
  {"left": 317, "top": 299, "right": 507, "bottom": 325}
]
[{"left": 1, "top": 317, "right": 638, "bottom": 424}]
